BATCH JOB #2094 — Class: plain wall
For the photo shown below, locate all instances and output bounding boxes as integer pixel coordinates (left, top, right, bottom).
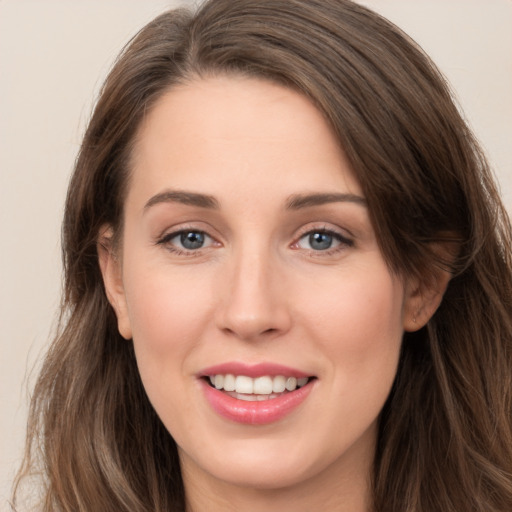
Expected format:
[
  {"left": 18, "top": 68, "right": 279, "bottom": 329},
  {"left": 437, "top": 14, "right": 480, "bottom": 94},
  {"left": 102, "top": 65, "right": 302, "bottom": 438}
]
[{"left": 1, "top": 0, "right": 511, "bottom": 506}]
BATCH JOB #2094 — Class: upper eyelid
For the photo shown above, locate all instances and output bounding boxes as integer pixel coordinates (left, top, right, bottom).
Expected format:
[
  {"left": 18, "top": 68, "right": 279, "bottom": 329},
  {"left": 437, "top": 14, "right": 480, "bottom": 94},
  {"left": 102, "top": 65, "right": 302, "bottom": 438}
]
[
  {"left": 158, "top": 228, "right": 213, "bottom": 245},
  {"left": 156, "top": 223, "right": 217, "bottom": 242},
  {"left": 298, "top": 231, "right": 352, "bottom": 246},
  {"left": 292, "top": 223, "right": 356, "bottom": 251},
  {"left": 294, "top": 224, "right": 354, "bottom": 241},
  {"left": 160, "top": 227, "right": 207, "bottom": 239}
]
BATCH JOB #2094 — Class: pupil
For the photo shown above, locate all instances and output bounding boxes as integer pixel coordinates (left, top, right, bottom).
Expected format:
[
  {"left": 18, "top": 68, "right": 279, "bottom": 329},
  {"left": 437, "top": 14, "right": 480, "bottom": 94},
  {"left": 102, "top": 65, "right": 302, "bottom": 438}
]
[
  {"left": 310, "top": 232, "right": 332, "bottom": 250},
  {"left": 181, "top": 231, "right": 204, "bottom": 250}
]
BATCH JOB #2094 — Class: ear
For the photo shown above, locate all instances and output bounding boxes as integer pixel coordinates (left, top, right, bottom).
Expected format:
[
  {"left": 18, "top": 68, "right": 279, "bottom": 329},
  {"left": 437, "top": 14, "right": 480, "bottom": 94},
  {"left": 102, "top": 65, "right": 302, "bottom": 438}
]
[
  {"left": 402, "top": 244, "right": 456, "bottom": 332},
  {"left": 97, "top": 225, "right": 133, "bottom": 340}
]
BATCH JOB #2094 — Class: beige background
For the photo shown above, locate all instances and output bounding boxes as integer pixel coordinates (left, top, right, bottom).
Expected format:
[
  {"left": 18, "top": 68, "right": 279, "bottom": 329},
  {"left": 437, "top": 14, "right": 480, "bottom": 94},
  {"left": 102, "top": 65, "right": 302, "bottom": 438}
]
[{"left": 1, "top": 0, "right": 511, "bottom": 506}]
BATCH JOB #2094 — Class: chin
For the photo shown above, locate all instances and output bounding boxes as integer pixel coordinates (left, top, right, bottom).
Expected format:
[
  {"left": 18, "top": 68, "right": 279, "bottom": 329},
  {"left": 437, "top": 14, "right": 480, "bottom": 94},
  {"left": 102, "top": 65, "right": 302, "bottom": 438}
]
[
  {"left": 200, "top": 456, "right": 316, "bottom": 491},
  {"left": 178, "top": 427, "right": 373, "bottom": 494}
]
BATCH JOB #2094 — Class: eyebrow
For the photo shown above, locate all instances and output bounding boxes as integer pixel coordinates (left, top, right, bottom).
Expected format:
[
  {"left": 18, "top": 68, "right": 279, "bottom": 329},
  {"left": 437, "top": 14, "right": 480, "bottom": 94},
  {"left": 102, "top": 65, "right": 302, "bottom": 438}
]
[
  {"left": 143, "top": 190, "right": 366, "bottom": 212},
  {"left": 285, "top": 192, "right": 366, "bottom": 210},
  {"left": 144, "top": 190, "right": 220, "bottom": 211}
]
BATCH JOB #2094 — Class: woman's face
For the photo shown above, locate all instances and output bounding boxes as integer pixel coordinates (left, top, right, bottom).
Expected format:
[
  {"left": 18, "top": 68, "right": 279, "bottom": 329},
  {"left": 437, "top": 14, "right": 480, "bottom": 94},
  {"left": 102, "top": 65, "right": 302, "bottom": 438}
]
[{"left": 103, "top": 76, "right": 419, "bottom": 495}]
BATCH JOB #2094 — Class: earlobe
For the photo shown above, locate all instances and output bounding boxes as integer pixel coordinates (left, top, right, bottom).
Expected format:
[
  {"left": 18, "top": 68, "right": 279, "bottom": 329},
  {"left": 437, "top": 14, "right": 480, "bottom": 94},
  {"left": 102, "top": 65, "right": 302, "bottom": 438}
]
[{"left": 97, "top": 225, "right": 133, "bottom": 340}]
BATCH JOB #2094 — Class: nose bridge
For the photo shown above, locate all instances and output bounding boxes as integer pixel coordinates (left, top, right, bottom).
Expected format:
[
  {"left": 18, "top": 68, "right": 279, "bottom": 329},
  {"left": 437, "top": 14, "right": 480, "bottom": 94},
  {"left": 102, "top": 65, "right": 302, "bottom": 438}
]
[{"left": 216, "top": 240, "right": 290, "bottom": 340}]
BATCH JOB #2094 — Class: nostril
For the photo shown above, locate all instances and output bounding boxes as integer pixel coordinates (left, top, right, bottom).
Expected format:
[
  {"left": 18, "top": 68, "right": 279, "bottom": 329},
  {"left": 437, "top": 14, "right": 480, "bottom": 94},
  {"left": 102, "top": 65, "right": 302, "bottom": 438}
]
[{"left": 220, "top": 325, "right": 280, "bottom": 341}]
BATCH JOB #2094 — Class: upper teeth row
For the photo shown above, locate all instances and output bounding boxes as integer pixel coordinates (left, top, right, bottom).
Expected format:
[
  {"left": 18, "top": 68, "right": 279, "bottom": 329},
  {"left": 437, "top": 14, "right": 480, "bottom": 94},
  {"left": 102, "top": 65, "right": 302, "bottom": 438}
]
[{"left": 209, "top": 374, "right": 309, "bottom": 394}]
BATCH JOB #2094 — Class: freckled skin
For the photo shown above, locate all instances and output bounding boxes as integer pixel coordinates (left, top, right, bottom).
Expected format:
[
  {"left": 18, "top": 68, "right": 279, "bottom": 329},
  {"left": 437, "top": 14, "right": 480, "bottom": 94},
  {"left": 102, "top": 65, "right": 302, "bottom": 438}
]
[{"left": 102, "top": 76, "right": 421, "bottom": 512}]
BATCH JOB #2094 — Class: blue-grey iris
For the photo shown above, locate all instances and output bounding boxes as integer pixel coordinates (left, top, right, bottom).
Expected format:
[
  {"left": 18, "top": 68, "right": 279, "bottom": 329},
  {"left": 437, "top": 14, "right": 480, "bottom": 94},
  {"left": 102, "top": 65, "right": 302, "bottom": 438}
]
[
  {"left": 181, "top": 231, "right": 205, "bottom": 250},
  {"left": 309, "top": 232, "right": 333, "bottom": 250}
]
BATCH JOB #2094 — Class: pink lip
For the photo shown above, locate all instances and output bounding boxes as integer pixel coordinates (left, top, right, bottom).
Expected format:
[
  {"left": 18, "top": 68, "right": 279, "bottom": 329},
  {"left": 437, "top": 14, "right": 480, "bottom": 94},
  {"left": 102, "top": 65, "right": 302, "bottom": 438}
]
[
  {"left": 199, "top": 362, "right": 311, "bottom": 379},
  {"left": 200, "top": 380, "right": 314, "bottom": 425},
  {"left": 198, "top": 361, "right": 315, "bottom": 425}
]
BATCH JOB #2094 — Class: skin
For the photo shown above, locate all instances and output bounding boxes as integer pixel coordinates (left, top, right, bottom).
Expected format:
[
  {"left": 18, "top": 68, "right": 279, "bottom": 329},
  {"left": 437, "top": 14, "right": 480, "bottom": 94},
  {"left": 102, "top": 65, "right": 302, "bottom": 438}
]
[{"left": 100, "top": 76, "right": 447, "bottom": 512}]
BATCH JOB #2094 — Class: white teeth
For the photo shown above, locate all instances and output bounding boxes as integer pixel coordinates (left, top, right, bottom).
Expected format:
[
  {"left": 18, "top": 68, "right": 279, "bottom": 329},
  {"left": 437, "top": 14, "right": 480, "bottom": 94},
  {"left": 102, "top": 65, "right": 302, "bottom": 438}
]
[
  {"left": 235, "top": 375, "right": 253, "bottom": 394},
  {"left": 223, "top": 374, "right": 236, "bottom": 392},
  {"left": 214, "top": 374, "right": 224, "bottom": 390},
  {"left": 228, "top": 392, "right": 282, "bottom": 401},
  {"left": 236, "top": 393, "right": 258, "bottom": 402},
  {"left": 253, "top": 376, "right": 273, "bottom": 394},
  {"left": 272, "top": 375, "right": 286, "bottom": 393},
  {"left": 285, "top": 377, "right": 297, "bottom": 391},
  {"left": 208, "top": 374, "right": 311, "bottom": 394}
]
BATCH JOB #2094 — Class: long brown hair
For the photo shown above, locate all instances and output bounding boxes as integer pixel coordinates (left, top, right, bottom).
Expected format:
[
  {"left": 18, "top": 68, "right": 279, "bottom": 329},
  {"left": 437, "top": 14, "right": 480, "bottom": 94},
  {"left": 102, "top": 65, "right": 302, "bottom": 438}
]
[{"left": 13, "top": 1, "right": 512, "bottom": 510}]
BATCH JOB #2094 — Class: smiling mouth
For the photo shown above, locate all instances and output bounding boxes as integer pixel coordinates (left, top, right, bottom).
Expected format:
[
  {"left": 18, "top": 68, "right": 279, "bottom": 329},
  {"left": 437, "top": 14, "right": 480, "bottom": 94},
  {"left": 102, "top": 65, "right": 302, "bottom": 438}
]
[{"left": 206, "top": 374, "right": 314, "bottom": 402}]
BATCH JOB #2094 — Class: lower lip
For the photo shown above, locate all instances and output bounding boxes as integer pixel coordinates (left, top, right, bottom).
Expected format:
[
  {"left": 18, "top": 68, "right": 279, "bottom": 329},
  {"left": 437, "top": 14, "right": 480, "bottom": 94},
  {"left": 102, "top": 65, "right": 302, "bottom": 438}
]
[{"left": 201, "top": 379, "right": 314, "bottom": 425}]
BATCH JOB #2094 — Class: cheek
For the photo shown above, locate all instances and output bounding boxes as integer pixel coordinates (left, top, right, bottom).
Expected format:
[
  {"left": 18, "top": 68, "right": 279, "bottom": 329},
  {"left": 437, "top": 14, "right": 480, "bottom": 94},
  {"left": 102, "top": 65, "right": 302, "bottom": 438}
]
[
  {"left": 299, "top": 260, "right": 404, "bottom": 380},
  {"left": 300, "top": 264, "right": 404, "bottom": 441},
  {"left": 121, "top": 260, "right": 216, "bottom": 392},
  {"left": 121, "top": 265, "right": 218, "bottom": 437},
  {"left": 305, "top": 262, "right": 402, "bottom": 334}
]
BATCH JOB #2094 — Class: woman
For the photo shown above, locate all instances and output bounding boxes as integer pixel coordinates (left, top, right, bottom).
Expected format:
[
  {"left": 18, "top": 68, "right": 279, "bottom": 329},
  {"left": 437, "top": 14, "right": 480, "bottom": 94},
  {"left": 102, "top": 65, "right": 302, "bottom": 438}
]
[{"left": 13, "top": 0, "right": 512, "bottom": 510}]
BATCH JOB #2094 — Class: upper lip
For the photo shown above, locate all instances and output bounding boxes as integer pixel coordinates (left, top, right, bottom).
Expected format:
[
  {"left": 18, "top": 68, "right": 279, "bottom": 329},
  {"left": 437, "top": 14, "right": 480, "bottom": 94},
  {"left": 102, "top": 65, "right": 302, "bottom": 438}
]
[{"left": 199, "top": 362, "right": 312, "bottom": 379}]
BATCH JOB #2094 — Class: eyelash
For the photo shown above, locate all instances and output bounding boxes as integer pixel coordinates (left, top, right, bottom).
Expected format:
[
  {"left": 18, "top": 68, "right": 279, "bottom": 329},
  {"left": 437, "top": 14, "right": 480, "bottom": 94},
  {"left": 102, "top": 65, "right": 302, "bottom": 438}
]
[
  {"left": 156, "top": 227, "right": 216, "bottom": 257},
  {"left": 293, "top": 227, "right": 354, "bottom": 256},
  {"left": 155, "top": 226, "right": 354, "bottom": 257}
]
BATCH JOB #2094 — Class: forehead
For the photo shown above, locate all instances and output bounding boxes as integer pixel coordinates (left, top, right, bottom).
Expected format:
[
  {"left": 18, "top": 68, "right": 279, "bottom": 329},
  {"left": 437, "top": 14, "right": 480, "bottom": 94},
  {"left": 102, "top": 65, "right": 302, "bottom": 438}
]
[{"left": 128, "top": 75, "right": 361, "bottom": 205}]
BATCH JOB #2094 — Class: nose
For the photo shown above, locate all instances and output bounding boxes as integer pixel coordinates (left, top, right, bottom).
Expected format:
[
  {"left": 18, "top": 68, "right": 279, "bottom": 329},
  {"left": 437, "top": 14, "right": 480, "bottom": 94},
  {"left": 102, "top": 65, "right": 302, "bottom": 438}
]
[{"left": 215, "top": 247, "right": 292, "bottom": 341}]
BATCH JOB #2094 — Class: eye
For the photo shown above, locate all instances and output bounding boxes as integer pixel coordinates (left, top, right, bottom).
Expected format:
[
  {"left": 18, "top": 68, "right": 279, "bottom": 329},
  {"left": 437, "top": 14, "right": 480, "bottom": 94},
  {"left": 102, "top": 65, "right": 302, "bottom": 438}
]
[
  {"left": 295, "top": 229, "right": 352, "bottom": 252},
  {"left": 158, "top": 229, "right": 214, "bottom": 252}
]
